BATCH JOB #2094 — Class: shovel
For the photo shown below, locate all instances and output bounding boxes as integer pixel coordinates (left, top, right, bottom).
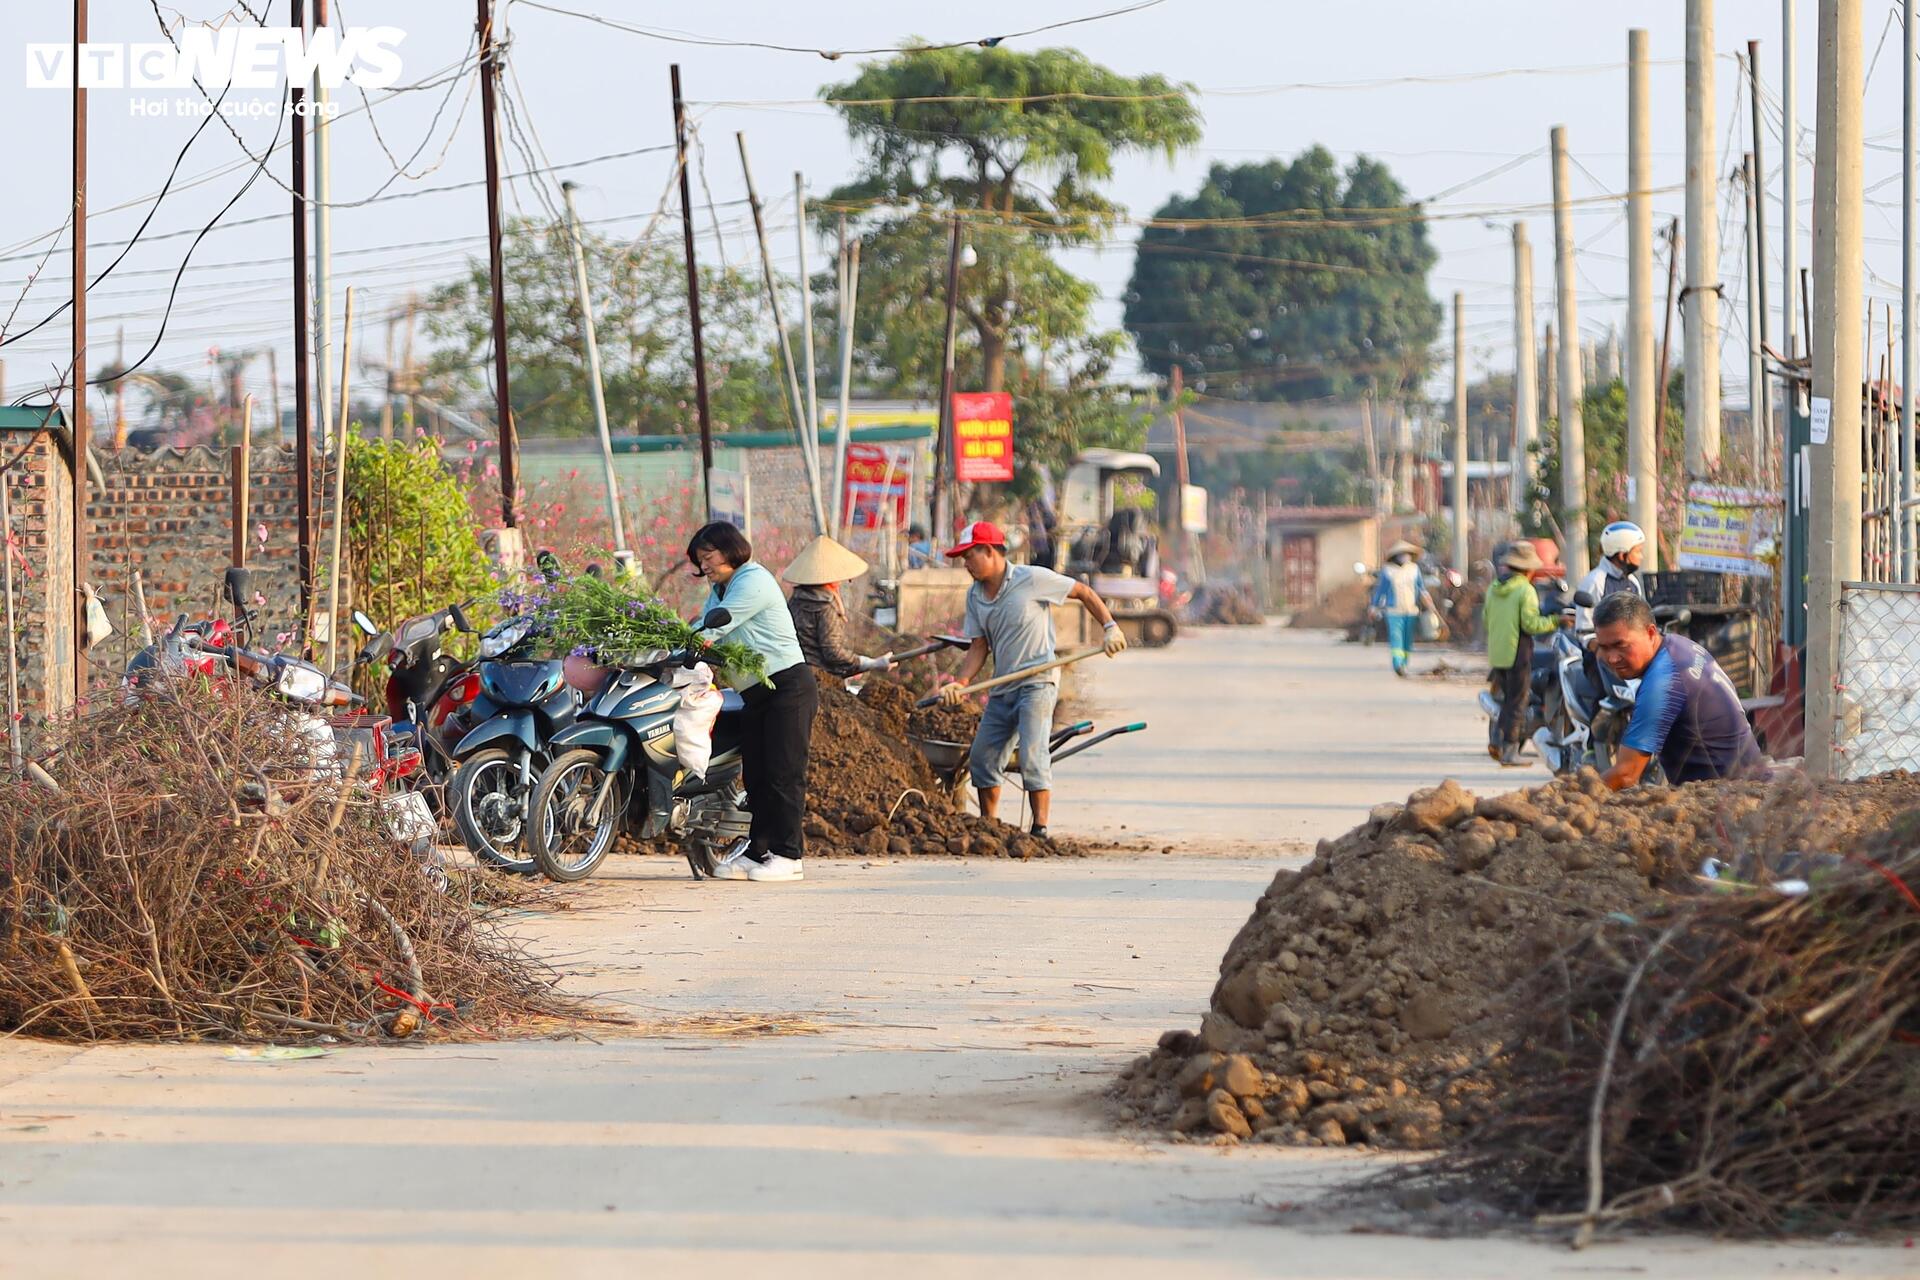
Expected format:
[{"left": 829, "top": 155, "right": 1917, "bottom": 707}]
[
  {"left": 915, "top": 646, "right": 1107, "bottom": 708},
  {"left": 888, "top": 634, "right": 969, "bottom": 664}
]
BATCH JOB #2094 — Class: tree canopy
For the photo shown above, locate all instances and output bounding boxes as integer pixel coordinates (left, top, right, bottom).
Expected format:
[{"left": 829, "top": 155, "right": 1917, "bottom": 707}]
[
  {"left": 823, "top": 44, "right": 1200, "bottom": 392},
  {"left": 424, "top": 217, "right": 781, "bottom": 439},
  {"left": 1123, "top": 149, "right": 1442, "bottom": 403}
]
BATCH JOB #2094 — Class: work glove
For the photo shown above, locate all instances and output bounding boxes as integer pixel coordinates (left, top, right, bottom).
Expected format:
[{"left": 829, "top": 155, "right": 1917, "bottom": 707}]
[
  {"left": 939, "top": 682, "right": 969, "bottom": 707},
  {"left": 857, "top": 654, "right": 893, "bottom": 673},
  {"left": 1102, "top": 621, "right": 1128, "bottom": 658}
]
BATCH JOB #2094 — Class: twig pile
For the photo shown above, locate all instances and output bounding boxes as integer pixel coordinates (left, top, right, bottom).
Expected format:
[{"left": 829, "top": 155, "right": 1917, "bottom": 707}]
[
  {"left": 0, "top": 681, "right": 571, "bottom": 1042},
  {"left": 1386, "top": 834, "right": 1920, "bottom": 1239}
]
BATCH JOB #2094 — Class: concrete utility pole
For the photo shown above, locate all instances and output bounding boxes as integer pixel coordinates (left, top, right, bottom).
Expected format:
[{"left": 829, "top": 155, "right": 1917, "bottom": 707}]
[
  {"left": 312, "top": 0, "right": 334, "bottom": 468},
  {"left": 291, "top": 0, "right": 314, "bottom": 626},
  {"left": 832, "top": 226, "right": 862, "bottom": 535},
  {"left": 1904, "top": 0, "right": 1917, "bottom": 580},
  {"left": 932, "top": 217, "right": 964, "bottom": 540},
  {"left": 477, "top": 0, "right": 519, "bottom": 528},
  {"left": 560, "top": 181, "right": 629, "bottom": 560},
  {"left": 670, "top": 66, "right": 715, "bottom": 520},
  {"left": 1627, "top": 30, "right": 1660, "bottom": 570},
  {"left": 1551, "top": 127, "right": 1591, "bottom": 578},
  {"left": 795, "top": 174, "right": 823, "bottom": 491},
  {"left": 1452, "top": 293, "right": 1469, "bottom": 575},
  {"left": 1783, "top": 0, "right": 1800, "bottom": 365},
  {"left": 1747, "top": 41, "right": 1772, "bottom": 452},
  {"left": 1543, "top": 322, "right": 1558, "bottom": 430},
  {"left": 1684, "top": 0, "right": 1722, "bottom": 473},
  {"left": 1807, "top": 0, "right": 1863, "bottom": 776},
  {"left": 1745, "top": 154, "right": 1768, "bottom": 475},
  {"left": 67, "top": 0, "right": 88, "bottom": 706},
  {"left": 1512, "top": 222, "right": 1538, "bottom": 511}
]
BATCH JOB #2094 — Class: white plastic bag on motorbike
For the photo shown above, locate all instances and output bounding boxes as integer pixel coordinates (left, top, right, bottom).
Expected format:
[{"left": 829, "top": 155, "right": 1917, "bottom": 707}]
[{"left": 671, "top": 661, "right": 724, "bottom": 779}]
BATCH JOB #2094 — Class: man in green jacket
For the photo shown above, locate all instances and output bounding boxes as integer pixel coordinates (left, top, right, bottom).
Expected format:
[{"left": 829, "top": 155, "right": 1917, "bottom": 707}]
[{"left": 1482, "top": 541, "right": 1563, "bottom": 766}]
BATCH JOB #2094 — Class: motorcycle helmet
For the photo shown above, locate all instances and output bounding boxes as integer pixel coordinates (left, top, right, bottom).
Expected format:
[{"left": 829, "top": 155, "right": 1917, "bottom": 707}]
[{"left": 1599, "top": 521, "right": 1646, "bottom": 561}]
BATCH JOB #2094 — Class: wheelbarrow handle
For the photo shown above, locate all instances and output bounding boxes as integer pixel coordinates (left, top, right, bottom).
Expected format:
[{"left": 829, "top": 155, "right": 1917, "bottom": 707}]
[
  {"left": 1049, "top": 721, "right": 1147, "bottom": 764},
  {"left": 1047, "top": 720, "right": 1095, "bottom": 752}
]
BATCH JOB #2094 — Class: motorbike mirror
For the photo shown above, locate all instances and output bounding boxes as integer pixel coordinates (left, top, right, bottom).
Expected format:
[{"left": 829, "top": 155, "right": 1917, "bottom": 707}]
[
  {"left": 535, "top": 549, "right": 564, "bottom": 580},
  {"left": 700, "top": 608, "right": 732, "bottom": 630},
  {"left": 1572, "top": 590, "right": 1597, "bottom": 608},
  {"left": 449, "top": 602, "right": 474, "bottom": 634},
  {"left": 222, "top": 566, "right": 253, "bottom": 608},
  {"left": 351, "top": 611, "right": 378, "bottom": 638}
]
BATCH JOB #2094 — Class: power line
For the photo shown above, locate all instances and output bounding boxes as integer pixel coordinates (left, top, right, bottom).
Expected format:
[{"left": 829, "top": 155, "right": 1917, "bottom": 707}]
[{"left": 510, "top": 0, "right": 1171, "bottom": 59}]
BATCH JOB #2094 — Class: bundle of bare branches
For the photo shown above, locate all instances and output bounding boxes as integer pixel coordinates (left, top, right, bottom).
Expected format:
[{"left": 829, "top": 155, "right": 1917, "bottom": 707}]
[
  {"left": 0, "top": 680, "right": 572, "bottom": 1042},
  {"left": 1386, "top": 833, "right": 1920, "bottom": 1240}
]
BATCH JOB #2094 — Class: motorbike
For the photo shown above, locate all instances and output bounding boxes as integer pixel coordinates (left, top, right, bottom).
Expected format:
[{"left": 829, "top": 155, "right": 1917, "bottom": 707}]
[
  {"left": 367, "top": 603, "right": 486, "bottom": 782},
  {"left": 528, "top": 609, "right": 748, "bottom": 883},
  {"left": 447, "top": 612, "right": 582, "bottom": 873}
]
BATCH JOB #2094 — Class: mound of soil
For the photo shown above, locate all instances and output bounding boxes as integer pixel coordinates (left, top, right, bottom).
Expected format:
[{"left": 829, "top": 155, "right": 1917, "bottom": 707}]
[
  {"left": 1188, "top": 584, "right": 1264, "bottom": 626},
  {"left": 907, "top": 697, "right": 982, "bottom": 743},
  {"left": 1117, "top": 768, "right": 1920, "bottom": 1148},
  {"left": 1289, "top": 579, "right": 1370, "bottom": 631},
  {"left": 803, "top": 677, "right": 1081, "bottom": 859}
]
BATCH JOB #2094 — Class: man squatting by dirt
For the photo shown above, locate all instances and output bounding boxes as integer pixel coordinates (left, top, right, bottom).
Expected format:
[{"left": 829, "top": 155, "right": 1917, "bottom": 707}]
[{"left": 940, "top": 521, "right": 1127, "bottom": 839}]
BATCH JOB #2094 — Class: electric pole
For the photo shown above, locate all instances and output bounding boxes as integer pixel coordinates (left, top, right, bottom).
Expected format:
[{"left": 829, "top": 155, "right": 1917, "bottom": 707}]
[
  {"left": 1747, "top": 40, "right": 1772, "bottom": 452},
  {"left": 1684, "top": 0, "right": 1722, "bottom": 473},
  {"left": 1551, "top": 126, "right": 1591, "bottom": 578},
  {"left": 1512, "top": 222, "right": 1538, "bottom": 512},
  {"left": 1903, "top": 0, "right": 1917, "bottom": 580},
  {"left": 1452, "top": 292, "right": 1469, "bottom": 575},
  {"left": 933, "top": 217, "right": 963, "bottom": 541},
  {"left": 313, "top": 0, "right": 334, "bottom": 476},
  {"left": 1543, "top": 322, "right": 1558, "bottom": 430},
  {"left": 477, "top": 0, "right": 518, "bottom": 528},
  {"left": 1783, "top": 0, "right": 1800, "bottom": 365},
  {"left": 291, "top": 0, "right": 314, "bottom": 627},
  {"left": 68, "top": 0, "right": 89, "bottom": 706},
  {"left": 1628, "top": 30, "right": 1660, "bottom": 569},
  {"left": 561, "top": 182, "right": 629, "bottom": 559},
  {"left": 670, "top": 65, "right": 715, "bottom": 519},
  {"left": 1745, "top": 154, "right": 1768, "bottom": 476},
  {"left": 1806, "top": 0, "right": 1863, "bottom": 776}
]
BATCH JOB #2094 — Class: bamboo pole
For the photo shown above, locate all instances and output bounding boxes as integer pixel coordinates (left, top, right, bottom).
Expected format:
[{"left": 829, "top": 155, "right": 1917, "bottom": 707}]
[{"left": 323, "top": 287, "right": 355, "bottom": 671}]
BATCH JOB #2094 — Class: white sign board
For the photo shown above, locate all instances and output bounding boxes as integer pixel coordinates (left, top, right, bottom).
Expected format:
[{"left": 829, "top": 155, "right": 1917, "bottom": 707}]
[
  {"left": 1810, "top": 395, "right": 1832, "bottom": 446},
  {"left": 708, "top": 467, "right": 751, "bottom": 535},
  {"left": 1180, "top": 483, "right": 1209, "bottom": 534}
]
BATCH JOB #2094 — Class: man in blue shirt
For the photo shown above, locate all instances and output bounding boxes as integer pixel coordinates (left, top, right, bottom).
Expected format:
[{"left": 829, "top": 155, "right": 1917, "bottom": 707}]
[{"left": 1591, "top": 593, "right": 1763, "bottom": 790}]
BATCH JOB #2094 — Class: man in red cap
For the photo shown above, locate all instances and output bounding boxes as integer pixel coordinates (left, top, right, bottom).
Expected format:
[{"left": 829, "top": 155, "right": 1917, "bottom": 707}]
[{"left": 940, "top": 521, "right": 1126, "bottom": 839}]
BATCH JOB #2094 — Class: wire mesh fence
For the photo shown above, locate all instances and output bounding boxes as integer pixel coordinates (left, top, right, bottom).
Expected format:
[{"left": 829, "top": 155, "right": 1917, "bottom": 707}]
[{"left": 1834, "top": 582, "right": 1920, "bottom": 779}]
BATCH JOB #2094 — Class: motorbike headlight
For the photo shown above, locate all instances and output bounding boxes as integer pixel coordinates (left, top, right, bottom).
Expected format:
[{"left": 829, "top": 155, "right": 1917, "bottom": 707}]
[
  {"left": 276, "top": 663, "right": 327, "bottom": 703},
  {"left": 479, "top": 616, "right": 533, "bottom": 658}
]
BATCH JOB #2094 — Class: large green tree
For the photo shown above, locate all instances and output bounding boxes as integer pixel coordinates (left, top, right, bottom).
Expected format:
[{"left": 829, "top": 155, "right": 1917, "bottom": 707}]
[
  {"left": 823, "top": 44, "right": 1200, "bottom": 393},
  {"left": 1123, "top": 149, "right": 1442, "bottom": 403},
  {"left": 424, "top": 217, "right": 780, "bottom": 438}
]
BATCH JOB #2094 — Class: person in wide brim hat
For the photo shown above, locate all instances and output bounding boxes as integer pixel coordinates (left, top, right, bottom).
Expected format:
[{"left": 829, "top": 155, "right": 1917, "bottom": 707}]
[
  {"left": 782, "top": 535, "right": 894, "bottom": 679},
  {"left": 1384, "top": 539, "right": 1423, "bottom": 562},
  {"left": 1371, "top": 540, "right": 1435, "bottom": 676},
  {"left": 1501, "top": 540, "right": 1546, "bottom": 573}
]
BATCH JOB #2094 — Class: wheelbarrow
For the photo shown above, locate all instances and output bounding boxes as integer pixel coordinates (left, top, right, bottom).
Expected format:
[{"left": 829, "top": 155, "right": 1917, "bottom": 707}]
[{"left": 908, "top": 719, "right": 1147, "bottom": 797}]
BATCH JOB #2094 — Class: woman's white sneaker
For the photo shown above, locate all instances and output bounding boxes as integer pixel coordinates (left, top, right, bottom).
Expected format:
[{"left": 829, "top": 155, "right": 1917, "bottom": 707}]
[{"left": 746, "top": 855, "right": 803, "bottom": 882}]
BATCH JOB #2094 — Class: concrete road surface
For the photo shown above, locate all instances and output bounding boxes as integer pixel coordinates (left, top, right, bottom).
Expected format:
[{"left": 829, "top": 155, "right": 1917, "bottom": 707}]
[
  {"left": 1053, "top": 623, "right": 1518, "bottom": 849},
  {"left": 0, "top": 630, "right": 1903, "bottom": 1278}
]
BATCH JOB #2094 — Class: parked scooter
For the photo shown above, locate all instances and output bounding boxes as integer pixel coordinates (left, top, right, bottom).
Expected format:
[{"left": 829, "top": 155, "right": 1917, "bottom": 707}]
[
  {"left": 528, "top": 609, "right": 747, "bottom": 883},
  {"left": 364, "top": 601, "right": 483, "bottom": 784},
  {"left": 447, "top": 612, "right": 581, "bottom": 873}
]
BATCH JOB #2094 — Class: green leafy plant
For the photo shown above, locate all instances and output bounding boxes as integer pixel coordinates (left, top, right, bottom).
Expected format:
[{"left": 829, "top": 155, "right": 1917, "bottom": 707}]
[
  {"left": 343, "top": 431, "right": 500, "bottom": 639},
  {"left": 519, "top": 572, "right": 768, "bottom": 687}
]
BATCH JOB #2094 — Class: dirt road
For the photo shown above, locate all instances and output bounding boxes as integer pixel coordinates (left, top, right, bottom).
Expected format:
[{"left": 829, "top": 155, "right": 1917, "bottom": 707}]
[
  {"left": 0, "top": 630, "right": 1904, "bottom": 1277},
  {"left": 1054, "top": 624, "right": 1518, "bottom": 849}
]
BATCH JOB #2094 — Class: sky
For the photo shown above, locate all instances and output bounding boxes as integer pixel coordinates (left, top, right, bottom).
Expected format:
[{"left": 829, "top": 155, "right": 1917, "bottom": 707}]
[{"left": 0, "top": 1, "right": 1910, "bottom": 437}]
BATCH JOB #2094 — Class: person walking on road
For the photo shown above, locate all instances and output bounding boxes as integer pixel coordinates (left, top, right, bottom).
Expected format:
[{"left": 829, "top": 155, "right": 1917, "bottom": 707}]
[
  {"left": 1370, "top": 540, "right": 1434, "bottom": 677},
  {"left": 940, "top": 521, "right": 1126, "bottom": 840},
  {"left": 687, "top": 522, "right": 816, "bottom": 884},
  {"left": 1483, "top": 540, "right": 1562, "bottom": 767},
  {"left": 783, "top": 535, "right": 895, "bottom": 680}
]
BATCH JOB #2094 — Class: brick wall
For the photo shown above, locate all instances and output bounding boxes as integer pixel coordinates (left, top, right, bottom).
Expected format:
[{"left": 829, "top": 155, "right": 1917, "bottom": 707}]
[{"left": 4, "top": 443, "right": 307, "bottom": 708}]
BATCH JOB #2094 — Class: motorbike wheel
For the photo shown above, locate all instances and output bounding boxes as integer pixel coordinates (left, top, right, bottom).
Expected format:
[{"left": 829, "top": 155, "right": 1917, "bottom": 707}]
[
  {"left": 452, "top": 748, "right": 539, "bottom": 874},
  {"left": 531, "top": 749, "right": 623, "bottom": 883}
]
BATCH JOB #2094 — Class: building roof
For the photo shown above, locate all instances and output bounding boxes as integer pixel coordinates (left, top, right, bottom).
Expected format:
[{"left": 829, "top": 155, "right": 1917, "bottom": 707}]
[{"left": 1267, "top": 504, "right": 1378, "bottom": 528}]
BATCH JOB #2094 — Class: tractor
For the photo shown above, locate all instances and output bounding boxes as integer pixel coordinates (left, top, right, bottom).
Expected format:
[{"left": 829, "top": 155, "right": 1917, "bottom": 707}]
[{"left": 1050, "top": 449, "right": 1179, "bottom": 648}]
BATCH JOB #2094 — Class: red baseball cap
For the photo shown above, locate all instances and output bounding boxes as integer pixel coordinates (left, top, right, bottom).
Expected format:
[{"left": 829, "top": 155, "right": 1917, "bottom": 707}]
[{"left": 945, "top": 520, "right": 1007, "bottom": 557}]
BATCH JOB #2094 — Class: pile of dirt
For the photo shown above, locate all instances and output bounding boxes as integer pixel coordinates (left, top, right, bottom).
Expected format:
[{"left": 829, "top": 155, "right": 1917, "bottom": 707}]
[
  {"left": 1188, "top": 584, "right": 1264, "bottom": 626},
  {"left": 1116, "top": 768, "right": 1920, "bottom": 1148},
  {"left": 803, "top": 678, "right": 1081, "bottom": 858},
  {"left": 907, "top": 697, "right": 982, "bottom": 743},
  {"left": 1289, "top": 579, "right": 1370, "bottom": 631}
]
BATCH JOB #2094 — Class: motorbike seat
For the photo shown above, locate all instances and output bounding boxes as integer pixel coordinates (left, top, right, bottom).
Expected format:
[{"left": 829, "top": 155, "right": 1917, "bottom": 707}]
[{"left": 718, "top": 689, "right": 746, "bottom": 713}]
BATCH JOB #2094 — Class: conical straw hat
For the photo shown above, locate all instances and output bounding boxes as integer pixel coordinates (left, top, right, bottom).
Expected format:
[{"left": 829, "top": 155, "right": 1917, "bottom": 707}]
[
  {"left": 782, "top": 535, "right": 870, "bottom": 585},
  {"left": 1385, "top": 540, "right": 1423, "bottom": 559}
]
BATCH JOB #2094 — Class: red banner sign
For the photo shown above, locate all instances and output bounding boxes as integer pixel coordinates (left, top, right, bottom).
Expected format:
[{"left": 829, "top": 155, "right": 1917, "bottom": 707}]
[
  {"left": 952, "top": 392, "right": 1015, "bottom": 483},
  {"left": 842, "top": 443, "right": 912, "bottom": 530}
]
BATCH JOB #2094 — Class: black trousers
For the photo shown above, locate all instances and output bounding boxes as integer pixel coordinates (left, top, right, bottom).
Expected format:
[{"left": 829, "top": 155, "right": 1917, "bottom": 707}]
[
  {"left": 738, "top": 662, "right": 818, "bottom": 859},
  {"left": 1495, "top": 634, "right": 1533, "bottom": 747}
]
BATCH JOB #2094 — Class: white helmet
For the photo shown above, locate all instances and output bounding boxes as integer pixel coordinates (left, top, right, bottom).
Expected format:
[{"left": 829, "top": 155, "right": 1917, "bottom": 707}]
[{"left": 1600, "top": 521, "right": 1646, "bottom": 560}]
